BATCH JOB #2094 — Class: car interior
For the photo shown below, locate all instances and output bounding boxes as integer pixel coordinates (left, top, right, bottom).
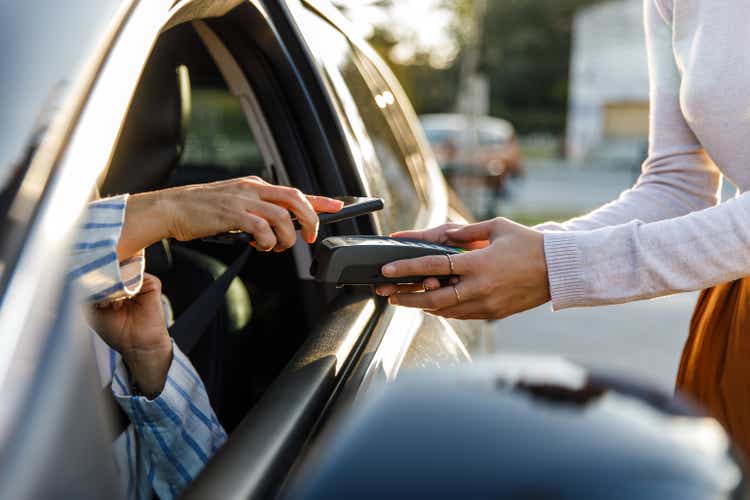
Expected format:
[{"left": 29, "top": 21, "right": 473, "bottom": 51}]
[{"left": 98, "top": 18, "right": 352, "bottom": 432}]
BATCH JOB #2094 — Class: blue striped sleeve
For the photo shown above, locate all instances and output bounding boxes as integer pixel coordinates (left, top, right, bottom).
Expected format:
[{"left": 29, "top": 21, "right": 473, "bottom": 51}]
[
  {"left": 70, "top": 194, "right": 145, "bottom": 304},
  {"left": 111, "top": 342, "right": 226, "bottom": 499}
]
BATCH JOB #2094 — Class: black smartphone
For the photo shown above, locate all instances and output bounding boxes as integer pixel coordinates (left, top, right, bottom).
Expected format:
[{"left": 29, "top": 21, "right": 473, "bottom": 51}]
[{"left": 202, "top": 196, "right": 384, "bottom": 245}]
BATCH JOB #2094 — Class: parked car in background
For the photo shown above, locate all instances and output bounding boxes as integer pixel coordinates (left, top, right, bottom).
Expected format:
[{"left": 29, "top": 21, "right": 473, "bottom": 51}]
[{"left": 421, "top": 114, "right": 524, "bottom": 214}]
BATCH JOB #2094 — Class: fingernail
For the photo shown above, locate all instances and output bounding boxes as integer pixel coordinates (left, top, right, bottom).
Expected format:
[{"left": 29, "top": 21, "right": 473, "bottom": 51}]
[
  {"left": 375, "top": 288, "right": 386, "bottom": 296},
  {"left": 382, "top": 264, "right": 395, "bottom": 276}
]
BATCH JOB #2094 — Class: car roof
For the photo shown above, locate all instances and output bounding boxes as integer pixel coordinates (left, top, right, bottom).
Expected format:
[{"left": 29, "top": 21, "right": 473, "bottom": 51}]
[
  {"left": 420, "top": 113, "right": 514, "bottom": 139},
  {"left": 0, "top": 0, "right": 125, "bottom": 195}
]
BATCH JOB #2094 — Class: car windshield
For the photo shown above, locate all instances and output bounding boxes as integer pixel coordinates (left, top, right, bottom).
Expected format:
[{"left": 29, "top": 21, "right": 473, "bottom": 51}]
[{"left": 423, "top": 128, "right": 456, "bottom": 145}]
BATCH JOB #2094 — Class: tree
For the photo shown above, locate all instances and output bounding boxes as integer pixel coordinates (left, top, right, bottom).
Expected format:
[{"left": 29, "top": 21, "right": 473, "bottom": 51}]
[
  {"left": 479, "top": 0, "right": 606, "bottom": 134},
  {"left": 359, "top": 0, "right": 606, "bottom": 135}
]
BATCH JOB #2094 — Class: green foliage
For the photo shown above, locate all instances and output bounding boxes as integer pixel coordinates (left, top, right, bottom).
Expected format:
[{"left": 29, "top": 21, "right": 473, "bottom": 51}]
[
  {"left": 480, "top": 0, "right": 605, "bottom": 134},
  {"left": 368, "top": 0, "right": 606, "bottom": 135}
]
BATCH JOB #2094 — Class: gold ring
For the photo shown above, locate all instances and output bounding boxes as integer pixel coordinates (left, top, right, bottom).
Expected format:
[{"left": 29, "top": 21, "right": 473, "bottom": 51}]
[
  {"left": 446, "top": 254, "right": 455, "bottom": 275},
  {"left": 453, "top": 284, "right": 462, "bottom": 304}
]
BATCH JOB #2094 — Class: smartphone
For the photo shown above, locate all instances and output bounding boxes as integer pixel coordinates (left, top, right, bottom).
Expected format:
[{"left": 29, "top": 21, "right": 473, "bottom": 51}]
[{"left": 202, "top": 196, "right": 384, "bottom": 245}]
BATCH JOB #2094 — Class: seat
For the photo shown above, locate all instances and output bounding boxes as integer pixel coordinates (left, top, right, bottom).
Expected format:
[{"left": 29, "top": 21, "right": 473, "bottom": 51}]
[{"left": 103, "top": 24, "right": 253, "bottom": 412}]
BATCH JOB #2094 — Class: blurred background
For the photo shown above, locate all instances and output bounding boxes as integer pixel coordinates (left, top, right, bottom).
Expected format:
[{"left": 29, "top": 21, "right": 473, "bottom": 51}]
[{"left": 332, "top": 0, "right": 738, "bottom": 392}]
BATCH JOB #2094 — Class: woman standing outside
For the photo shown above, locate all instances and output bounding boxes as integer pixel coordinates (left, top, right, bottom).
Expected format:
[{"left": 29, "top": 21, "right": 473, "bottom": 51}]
[{"left": 377, "top": 0, "right": 750, "bottom": 455}]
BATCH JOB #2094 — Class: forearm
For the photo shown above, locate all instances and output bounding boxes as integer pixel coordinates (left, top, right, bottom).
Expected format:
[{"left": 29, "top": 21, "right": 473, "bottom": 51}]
[
  {"left": 545, "top": 191, "right": 750, "bottom": 310},
  {"left": 536, "top": 157, "right": 720, "bottom": 233},
  {"left": 117, "top": 191, "right": 172, "bottom": 261}
]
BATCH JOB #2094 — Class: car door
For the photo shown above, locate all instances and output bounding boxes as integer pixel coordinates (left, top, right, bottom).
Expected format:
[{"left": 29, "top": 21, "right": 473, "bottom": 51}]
[
  {"left": 0, "top": 0, "right": 191, "bottom": 498},
  {"left": 178, "top": 1, "right": 473, "bottom": 498},
  {"left": 283, "top": 0, "right": 477, "bottom": 381}
]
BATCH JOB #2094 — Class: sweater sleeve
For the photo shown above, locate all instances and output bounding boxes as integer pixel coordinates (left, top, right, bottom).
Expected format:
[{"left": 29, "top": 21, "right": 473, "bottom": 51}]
[
  {"left": 543, "top": 0, "right": 731, "bottom": 309},
  {"left": 546, "top": 193, "right": 750, "bottom": 309},
  {"left": 537, "top": 0, "right": 720, "bottom": 234}
]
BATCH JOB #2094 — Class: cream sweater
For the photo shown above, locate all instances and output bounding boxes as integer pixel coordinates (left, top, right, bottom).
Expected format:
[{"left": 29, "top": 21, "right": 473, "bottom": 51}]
[{"left": 541, "top": 0, "right": 750, "bottom": 310}]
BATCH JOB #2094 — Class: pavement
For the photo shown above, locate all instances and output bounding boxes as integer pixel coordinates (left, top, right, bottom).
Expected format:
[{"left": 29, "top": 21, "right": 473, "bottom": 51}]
[
  {"left": 478, "top": 162, "right": 716, "bottom": 392},
  {"left": 491, "top": 292, "right": 697, "bottom": 393}
]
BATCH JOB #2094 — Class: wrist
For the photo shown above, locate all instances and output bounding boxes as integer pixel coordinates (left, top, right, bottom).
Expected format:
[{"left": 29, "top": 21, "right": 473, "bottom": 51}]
[
  {"left": 122, "top": 337, "right": 173, "bottom": 399},
  {"left": 533, "top": 231, "right": 552, "bottom": 302},
  {"left": 118, "top": 191, "right": 172, "bottom": 260}
]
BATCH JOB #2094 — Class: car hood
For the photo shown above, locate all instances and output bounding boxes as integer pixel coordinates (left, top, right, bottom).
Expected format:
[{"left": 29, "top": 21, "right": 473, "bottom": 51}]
[{"left": 290, "top": 355, "right": 744, "bottom": 499}]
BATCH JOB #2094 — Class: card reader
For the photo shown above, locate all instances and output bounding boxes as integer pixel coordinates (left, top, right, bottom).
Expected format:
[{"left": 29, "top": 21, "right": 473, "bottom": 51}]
[{"left": 311, "top": 235, "right": 465, "bottom": 286}]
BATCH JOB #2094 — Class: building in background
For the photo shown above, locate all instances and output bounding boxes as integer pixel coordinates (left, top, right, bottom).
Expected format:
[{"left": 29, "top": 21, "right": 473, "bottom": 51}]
[{"left": 566, "top": 0, "right": 648, "bottom": 167}]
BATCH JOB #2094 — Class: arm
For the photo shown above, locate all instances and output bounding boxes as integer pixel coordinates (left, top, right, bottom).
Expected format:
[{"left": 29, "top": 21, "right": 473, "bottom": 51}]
[
  {"left": 376, "top": 1, "right": 750, "bottom": 316},
  {"left": 72, "top": 194, "right": 144, "bottom": 303},
  {"left": 116, "top": 176, "right": 343, "bottom": 261},
  {"left": 537, "top": 0, "right": 720, "bottom": 232},
  {"left": 110, "top": 342, "right": 226, "bottom": 499},
  {"left": 89, "top": 273, "right": 225, "bottom": 498}
]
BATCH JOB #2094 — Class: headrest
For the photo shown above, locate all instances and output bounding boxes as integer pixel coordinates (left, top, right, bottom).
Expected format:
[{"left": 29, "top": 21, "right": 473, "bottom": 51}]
[{"left": 100, "top": 27, "right": 192, "bottom": 196}]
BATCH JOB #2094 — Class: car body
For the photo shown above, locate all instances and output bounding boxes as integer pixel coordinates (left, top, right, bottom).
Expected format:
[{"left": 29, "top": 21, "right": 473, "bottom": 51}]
[
  {"left": 0, "top": 0, "right": 483, "bottom": 498},
  {"left": 0, "top": 1, "right": 743, "bottom": 499},
  {"left": 421, "top": 113, "right": 524, "bottom": 198}
]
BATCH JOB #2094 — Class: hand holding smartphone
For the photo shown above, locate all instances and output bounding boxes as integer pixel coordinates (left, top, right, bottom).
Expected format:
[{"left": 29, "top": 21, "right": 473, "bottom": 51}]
[{"left": 202, "top": 196, "right": 384, "bottom": 245}]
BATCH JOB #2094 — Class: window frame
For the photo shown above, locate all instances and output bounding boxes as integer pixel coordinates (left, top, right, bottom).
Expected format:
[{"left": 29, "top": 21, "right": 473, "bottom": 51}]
[{"left": 294, "top": 6, "right": 431, "bottom": 232}]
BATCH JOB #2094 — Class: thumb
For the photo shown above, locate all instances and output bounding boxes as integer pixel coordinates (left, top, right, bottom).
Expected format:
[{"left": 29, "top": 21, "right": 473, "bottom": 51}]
[{"left": 445, "top": 219, "right": 499, "bottom": 243}]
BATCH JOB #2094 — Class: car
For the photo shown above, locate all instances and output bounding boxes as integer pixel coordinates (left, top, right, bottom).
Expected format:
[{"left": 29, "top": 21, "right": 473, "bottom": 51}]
[
  {"left": 421, "top": 113, "right": 524, "bottom": 217},
  {"left": 289, "top": 356, "right": 747, "bottom": 499},
  {"left": 0, "top": 0, "right": 485, "bottom": 498}
]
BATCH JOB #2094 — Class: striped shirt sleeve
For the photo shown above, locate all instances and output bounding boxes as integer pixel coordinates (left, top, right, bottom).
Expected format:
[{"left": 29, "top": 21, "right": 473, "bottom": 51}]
[
  {"left": 71, "top": 195, "right": 144, "bottom": 303},
  {"left": 111, "top": 342, "right": 227, "bottom": 499}
]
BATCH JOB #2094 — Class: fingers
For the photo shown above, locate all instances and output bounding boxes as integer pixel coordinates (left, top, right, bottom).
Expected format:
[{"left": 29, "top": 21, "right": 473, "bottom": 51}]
[
  {"left": 258, "top": 185, "right": 319, "bottom": 244},
  {"left": 140, "top": 273, "right": 162, "bottom": 294},
  {"left": 243, "top": 199, "right": 297, "bottom": 251},
  {"left": 382, "top": 252, "right": 470, "bottom": 279},
  {"left": 444, "top": 219, "right": 500, "bottom": 243},
  {"left": 236, "top": 212, "right": 277, "bottom": 251},
  {"left": 375, "top": 283, "right": 426, "bottom": 296},
  {"left": 432, "top": 300, "right": 490, "bottom": 320},
  {"left": 388, "top": 282, "right": 470, "bottom": 311},
  {"left": 390, "top": 224, "right": 463, "bottom": 244},
  {"left": 375, "top": 277, "right": 444, "bottom": 297},
  {"left": 307, "top": 195, "right": 345, "bottom": 213}
]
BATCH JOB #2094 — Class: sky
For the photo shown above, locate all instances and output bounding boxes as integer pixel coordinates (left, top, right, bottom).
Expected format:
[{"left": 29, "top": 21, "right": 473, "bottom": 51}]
[{"left": 333, "top": 0, "right": 460, "bottom": 67}]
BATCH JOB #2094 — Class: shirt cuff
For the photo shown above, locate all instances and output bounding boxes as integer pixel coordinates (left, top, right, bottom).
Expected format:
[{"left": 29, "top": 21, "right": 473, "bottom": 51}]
[
  {"left": 111, "top": 342, "right": 224, "bottom": 435},
  {"left": 543, "top": 231, "right": 586, "bottom": 310},
  {"left": 71, "top": 194, "right": 145, "bottom": 303}
]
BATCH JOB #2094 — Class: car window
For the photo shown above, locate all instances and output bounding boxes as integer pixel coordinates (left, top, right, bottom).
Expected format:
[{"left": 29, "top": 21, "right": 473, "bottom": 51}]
[
  {"left": 424, "top": 128, "right": 456, "bottom": 145},
  {"left": 478, "top": 130, "right": 507, "bottom": 146},
  {"left": 170, "top": 57, "right": 270, "bottom": 187},
  {"left": 182, "top": 88, "right": 265, "bottom": 175},
  {"left": 297, "top": 9, "right": 424, "bottom": 233}
]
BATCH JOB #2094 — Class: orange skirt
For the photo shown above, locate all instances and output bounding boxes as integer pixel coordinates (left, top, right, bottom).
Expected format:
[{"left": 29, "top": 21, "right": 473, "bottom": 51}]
[{"left": 677, "top": 278, "right": 750, "bottom": 458}]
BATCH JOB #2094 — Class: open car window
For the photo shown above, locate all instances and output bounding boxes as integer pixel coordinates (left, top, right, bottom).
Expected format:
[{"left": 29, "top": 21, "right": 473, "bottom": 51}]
[{"left": 296, "top": 8, "right": 425, "bottom": 234}]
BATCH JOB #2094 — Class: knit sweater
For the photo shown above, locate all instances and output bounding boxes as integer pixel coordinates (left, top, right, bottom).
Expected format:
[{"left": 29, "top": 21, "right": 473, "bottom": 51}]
[{"left": 540, "top": 0, "right": 750, "bottom": 310}]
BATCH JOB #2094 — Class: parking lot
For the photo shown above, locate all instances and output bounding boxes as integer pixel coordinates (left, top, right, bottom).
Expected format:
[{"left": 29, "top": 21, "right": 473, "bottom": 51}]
[{"left": 484, "top": 162, "right": 702, "bottom": 392}]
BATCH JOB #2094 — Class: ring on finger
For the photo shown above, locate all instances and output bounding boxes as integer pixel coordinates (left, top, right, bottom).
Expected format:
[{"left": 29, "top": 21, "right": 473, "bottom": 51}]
[
  {"left": 453, "top": 284, "right": 462, "bottom": 305},
  {"left": 446, "top": 254, "right": 455, "bottom": 275}
]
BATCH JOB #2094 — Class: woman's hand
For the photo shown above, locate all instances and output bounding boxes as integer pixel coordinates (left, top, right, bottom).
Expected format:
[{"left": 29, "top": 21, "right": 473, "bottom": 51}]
[
  {"left": 118, "top": 177, "right": 344, "bottom": 259},
  {"left": 87, "top": 274, "right": 172, "bottom": 398},
  {"left": 374, "top": 218, "right": 551, "bottom": 320}
]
